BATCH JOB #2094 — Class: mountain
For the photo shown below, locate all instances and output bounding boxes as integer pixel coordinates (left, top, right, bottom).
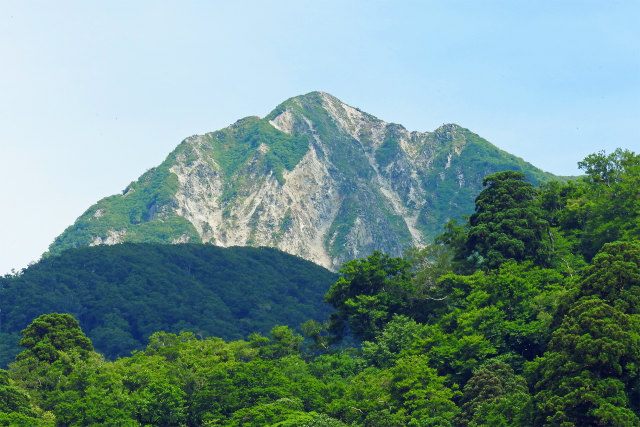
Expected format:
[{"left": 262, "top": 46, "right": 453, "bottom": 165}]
[
  {"left": 0, "top": 244, "right": 337, "bottom": 365},
  {"left": 48, "top": 92, "right": 556, "bottom": 270}
]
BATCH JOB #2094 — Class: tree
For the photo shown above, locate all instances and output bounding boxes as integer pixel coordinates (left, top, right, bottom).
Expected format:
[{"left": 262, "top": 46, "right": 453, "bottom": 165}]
[
  {"left": 16, "top": 313, "right": 93, "bottom": 363},
  {"left": 532, "top": 297, "right": 640, "bottom": 426},
  {"left": 405, "top": 244, "right": 454, "bottom": 296},
  {"left": 423, "top": 261, "right": 566, "bottom": 373},
  {"left": 7, "top": 315, "right": 101, "bottom": 424},
  {"left": 386, "top": 355, "right": 460, "bottom": 425},
  {"left": 578, "top": 148, "right": 636, "bottom": 188},
  {"left": 228, "top": 397, "right": 310, "bottom": 426},
  {"left": 434, "top": 219, "right": 476, "bottom": 274},
  {"left": 360, "top": 315, "right": 423, "bottom": 369},
  {"left": 249, "top": 325, "right": 304, "bottom": 360},
  {"left": 458, "top": 359, "right": 531, "bottom": 426},
  {"left": 467, "top": 171, "right": 549, "bottom": 269},
  {"left": 577, "top": 240, "right": 640, "bottom": 314},
  {"left": 325, "top": 251, "right": 413, "bottom": 341},
  {"left": 561, "top": 149, "right": 640, "bottom": 260}
]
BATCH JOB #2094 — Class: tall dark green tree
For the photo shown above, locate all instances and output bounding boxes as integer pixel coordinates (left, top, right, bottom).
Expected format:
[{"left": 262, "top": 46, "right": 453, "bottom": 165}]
[
  {"left": 458, "top": 359, "right": 531, "bottom": 426},
  {"left": 532, "top": 297, "right": 640, "bottom": 426},
  {"left": 467, "top": 171, "right": 548, "bottom": 269},
  {"left": 577, "top": 240, "right": 640, "bottom": 314},
  {"left": 532, "top": 241, "right": 640, "bottom": 425}
]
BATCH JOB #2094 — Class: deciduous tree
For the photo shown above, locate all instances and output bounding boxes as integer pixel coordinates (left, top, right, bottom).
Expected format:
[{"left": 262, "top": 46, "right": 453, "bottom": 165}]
[{"left": 325, "top": 251, "right": 413, "bottom": 341}]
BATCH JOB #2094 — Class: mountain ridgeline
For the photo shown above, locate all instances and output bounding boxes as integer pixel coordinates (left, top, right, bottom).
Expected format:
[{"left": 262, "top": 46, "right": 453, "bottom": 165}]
[{"left": 48, "top": 92, "right": 555, "bottom": 270}]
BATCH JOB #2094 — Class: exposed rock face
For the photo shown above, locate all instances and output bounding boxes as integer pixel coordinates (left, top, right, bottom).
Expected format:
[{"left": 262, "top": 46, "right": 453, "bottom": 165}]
[
  {"left": 89, "top": 229, "right": 126, "bottom": 246},
  {"left": 48, "top": 92, "right": 555, "bottom": 270}
]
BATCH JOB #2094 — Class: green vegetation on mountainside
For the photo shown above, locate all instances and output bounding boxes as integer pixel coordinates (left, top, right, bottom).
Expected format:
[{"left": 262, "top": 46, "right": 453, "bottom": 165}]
[
  {"left": 47, "top": 164, "right": 201, "bottom": 257},
  {"left": 266, "top": 94, "right": 562, "bottom": 259},
  {"left": 374, "top": 123, "right": 405, "bottom": 167},
  {"left": 0, "top": 244, "right": 336, "bottom": 365},
  {"left": 206, "top": 116, "right": 310, "bottom": 186}
]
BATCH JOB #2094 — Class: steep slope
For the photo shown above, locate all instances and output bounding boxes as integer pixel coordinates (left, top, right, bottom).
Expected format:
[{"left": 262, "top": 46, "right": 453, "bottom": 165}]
[
  {"left": 48, "top": 92, "right": 556, "bottom": 270},
  {"left": 0, "top": 244, "right": 337, "bottom": 365}
]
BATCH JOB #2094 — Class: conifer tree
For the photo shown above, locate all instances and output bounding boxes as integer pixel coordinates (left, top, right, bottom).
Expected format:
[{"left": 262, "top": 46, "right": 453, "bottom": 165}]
[{"left": 467, "top": 171, "right": 548, "bottom": 269}]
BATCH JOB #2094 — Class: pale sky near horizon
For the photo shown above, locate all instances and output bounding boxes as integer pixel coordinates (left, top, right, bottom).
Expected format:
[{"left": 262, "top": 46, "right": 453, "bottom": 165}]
[{"left": 1, "top": 1, "right": 638, "bottom": 274}]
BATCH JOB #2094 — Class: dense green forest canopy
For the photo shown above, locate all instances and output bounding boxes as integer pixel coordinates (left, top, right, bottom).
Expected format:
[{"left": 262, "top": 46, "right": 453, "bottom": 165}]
[
  {"left": 1, "top": 148, "right": 639, "bottom": 426},
  {"left": 0, "top": 244, "right": 337, "bottom": 365}
]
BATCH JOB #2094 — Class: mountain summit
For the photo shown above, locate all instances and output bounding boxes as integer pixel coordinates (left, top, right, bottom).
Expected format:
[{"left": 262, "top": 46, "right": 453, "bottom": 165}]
[{"left": 49, "top": 92, "right": 554, "bottom": 270}]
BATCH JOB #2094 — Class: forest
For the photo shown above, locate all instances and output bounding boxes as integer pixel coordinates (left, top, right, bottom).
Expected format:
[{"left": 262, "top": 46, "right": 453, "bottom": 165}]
[
  {"left": 0, "top": 245, "right": 337, "bottom": 365},
  {"left": 1, "top": 148, "right": 639, "bottom": 426}
]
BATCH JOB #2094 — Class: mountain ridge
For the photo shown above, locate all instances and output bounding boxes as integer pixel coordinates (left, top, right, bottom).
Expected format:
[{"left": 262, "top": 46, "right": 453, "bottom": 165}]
[{"left": 48, "top": 91, "right": 557, "bottom": 269}]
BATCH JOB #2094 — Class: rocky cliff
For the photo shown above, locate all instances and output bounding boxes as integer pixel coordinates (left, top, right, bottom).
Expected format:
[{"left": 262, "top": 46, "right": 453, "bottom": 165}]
[{"left": 49, "top": 92, "right": 555, "bottom": 270}]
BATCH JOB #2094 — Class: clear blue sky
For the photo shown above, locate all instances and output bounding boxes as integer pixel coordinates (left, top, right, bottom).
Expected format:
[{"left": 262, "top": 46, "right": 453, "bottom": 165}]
[{"left": 1, "top": 1, "right": 638, "bottom": 274}]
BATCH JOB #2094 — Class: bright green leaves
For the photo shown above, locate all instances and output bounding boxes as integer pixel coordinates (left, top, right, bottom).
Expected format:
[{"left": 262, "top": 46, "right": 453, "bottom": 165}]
[
  {"left": 325, "top": 251, "right": 413, "bottom": 341},
  {"left": 427, "top": 262, "right": 566, "bottom": 368},
  {"left": 228, "top": 397, "right": 310, "bottom": 426},
  {"left": 387, "top": 355, "right": 460, "bottom": 424},
  {"left": 360, "top": 315, "right": 423, "bottom": 369},
  {"left": 53, "top": 352, "right": 189, "bottom": 426},
  {"left": 536, "top": 242, "right": 640, "bottom": 426},
  {"left": 527, "top": 241, "right": 640, "bottom": 425},
  {"left": 578, "top": 148, "right": 638, "bottom": 189},
  {"left": 532, "top": 241, "right": 640, "bottom": 425},
  {"left": 0, "top": 370, "right": 37, "bottom": 419},
  {"left": 552, "top": 148, "right": 640, "bottom": 261},
  {"left": 4, "top": 147, "right": 640, "bottom": 425},
  {"left": 249, "top": 325, "right": 304, "bottom": 360},
  {"left": 6, "top": 315, "right": 99, "bottom": 424},
  {"left": 326, "top": 354, "right": 459, "bottom": 426}
]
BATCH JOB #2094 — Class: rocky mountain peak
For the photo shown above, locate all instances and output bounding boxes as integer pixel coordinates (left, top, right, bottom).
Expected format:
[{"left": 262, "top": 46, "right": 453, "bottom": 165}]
[{"left": 47, "top": 93, "right": 555, "bottom": 270}]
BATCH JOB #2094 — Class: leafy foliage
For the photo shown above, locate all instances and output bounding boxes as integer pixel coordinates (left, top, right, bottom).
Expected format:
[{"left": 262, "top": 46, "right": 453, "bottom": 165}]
[
  {"left": 458, "top": 359, "right": 530, "bottom": 426},
  {"left": 531, "top": 298, "right": 640, "bottom": 426},
  {"left": 577, "top": 240, "right": 640, "bottom": 314},
  {"left": 325, "top": 251, "right": 413, "bottom": 341},
  {"left": 549, "top": 148, "right": 640, "bottom": 261}
]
